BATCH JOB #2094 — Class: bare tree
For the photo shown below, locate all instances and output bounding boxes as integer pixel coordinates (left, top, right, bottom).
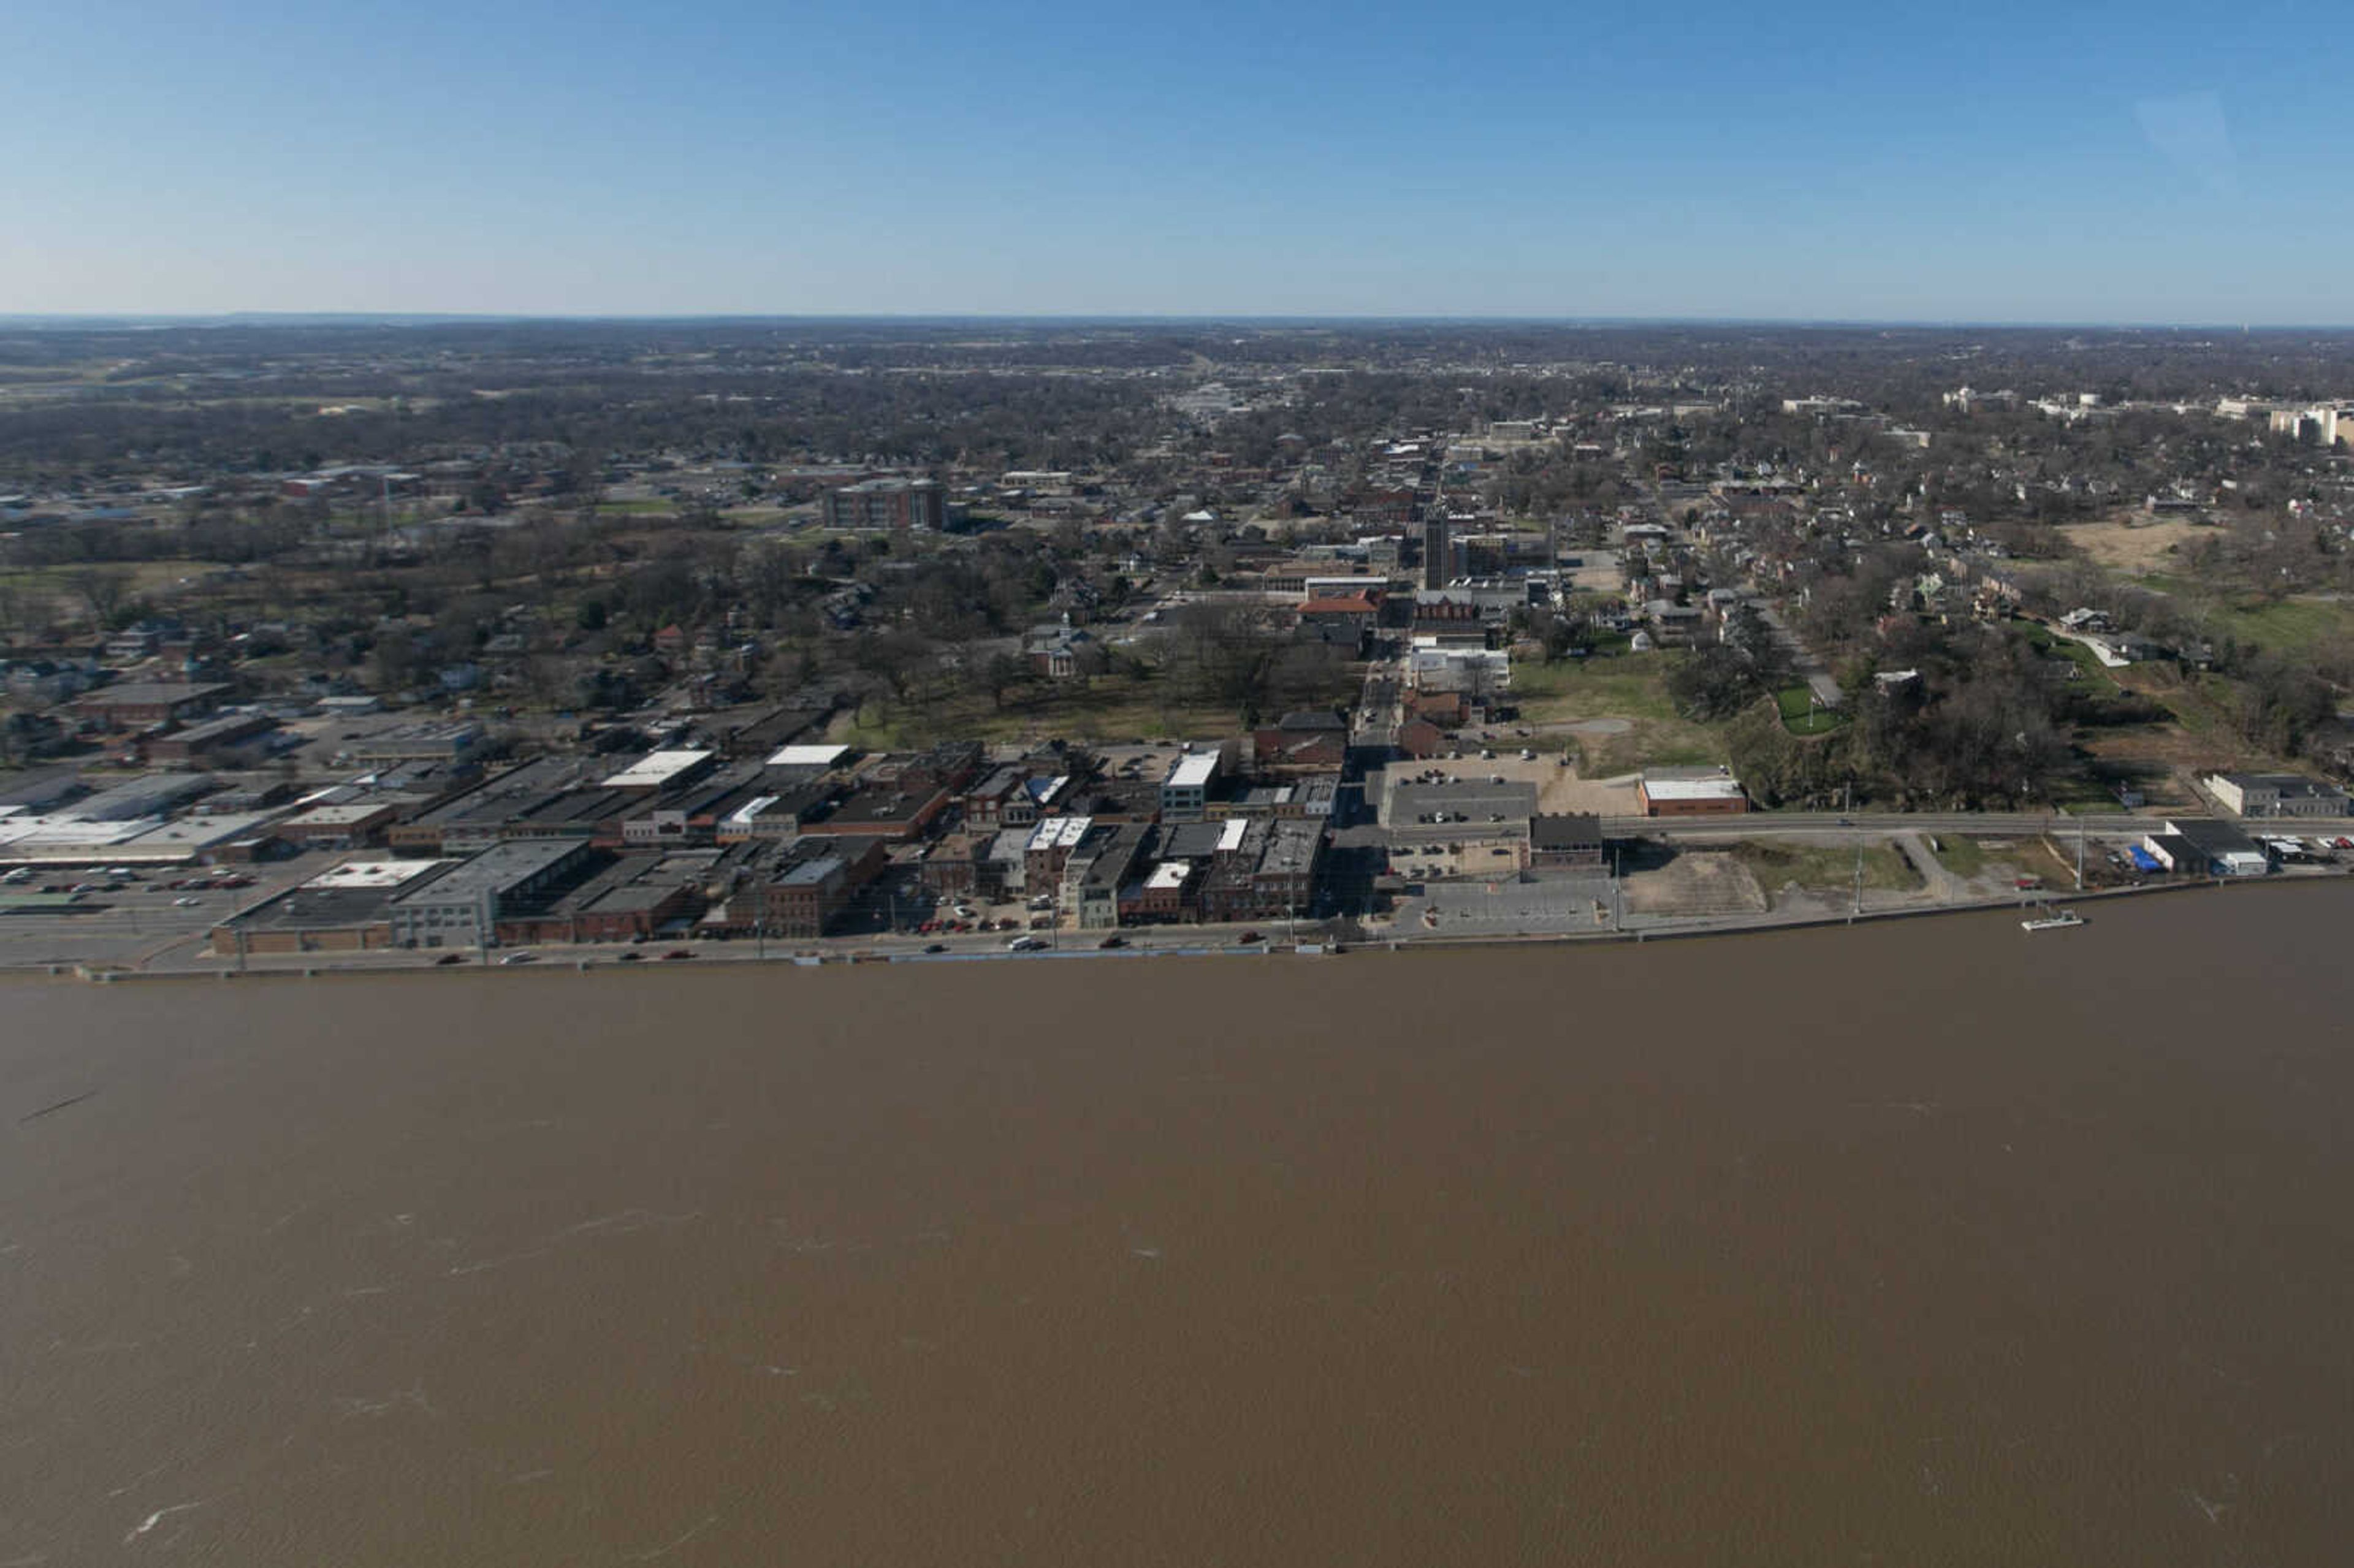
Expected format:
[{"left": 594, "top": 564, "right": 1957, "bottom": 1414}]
[{"left": 69, "top": 566, "right": 133, "bottom": 629}]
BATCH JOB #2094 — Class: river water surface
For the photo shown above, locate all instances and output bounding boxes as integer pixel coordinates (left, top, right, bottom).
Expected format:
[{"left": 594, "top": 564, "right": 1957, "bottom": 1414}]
[{"left": 8, "top": 885, "right": 2354, "bottom": 1564}]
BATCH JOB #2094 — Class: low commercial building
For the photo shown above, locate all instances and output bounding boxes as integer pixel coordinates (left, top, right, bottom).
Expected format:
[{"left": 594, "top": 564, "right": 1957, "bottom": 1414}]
[
  {"left": 116, "top": 811, "right": 289, "bottom": 864},
  {"left": 1024, "top": 815, "right": 1095, "bottom": 889},
  {"left": 801, "top": 780, "right": 952, "bottom": 842},
  {"left": 1406, "top": 647, "right": 1510, "bottom": 695},
  {"left": 601, "top": 748, "right": 718, "bottom": 793},
  {"left": 386, "top": 839, "right": 597, "bottom": 949},
  {"left": 1248, "top": 816, "right": 1324, "bottom": 916},
  {"left": 277, "top": 801, "right": 403, "bottom": 850},
  {"left": 1636, "top": 770, "right": 1749, "bottom": 817},
  {"left": 212, "top": 858, "right": 455, "bottom": 956},
  {"left": 142, "top": 712, "right": 280, "bottom": 767},
  {"left": 384, "top": 758, "right": 594, "bottom": 854},
  {"left": 72, "top": 681, "right": 232, "bottom": 729},
  {"left": 1530, "top": 813, "right": 1606, "bottom": 870},
  {"left": 1064, "top": 821, "right": 1154, "bottom": 929},
  {"left": 2141, "top": 819, "right": 2268, "bottom": 878},
  {"left": 720, "top": 837, "right": 890, "bottom": 938},
  {"left": 2204, "top": 772, "right": 2350, "bottom": 819},
  {"left": 494, "top": 851, "right": 711, "bottom": 945},
  {"left": 1127, "top": 858, "right": 1198, "bottom": 923},
  {"left": 345, "top": 722, "right": 483, "bottom": 767},
  {"left": 69, "top": 772, "right": 216, "bottom": 821}
]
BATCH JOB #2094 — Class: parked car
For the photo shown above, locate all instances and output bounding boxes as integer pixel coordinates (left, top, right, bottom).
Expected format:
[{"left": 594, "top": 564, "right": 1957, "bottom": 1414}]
[
  {"left": 1006, "top": 935, "right": 1048, "bottom": 952},
  {"left": 661, "top": 948, "right": 694, "bottom": 961},
  {"left": 923, "top": 942, "right": 950, "bottom": 954},
  {"left": 500, "top": 951, "right": 536, "bottom": 965},
  {"left": 1235, "top": 931, "right": 1262, "bottom": 945},
  {"left": 1097, "top": 935, "right": 1127, "bottom": 949},
  {"left": 434, "top": 953, "right": 467, "bottom": 965}
]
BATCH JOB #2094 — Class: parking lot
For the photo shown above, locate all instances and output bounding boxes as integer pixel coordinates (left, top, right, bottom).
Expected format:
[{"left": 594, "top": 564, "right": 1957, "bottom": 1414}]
[
  {"left": 1392, "top": 872, "right": 1617, "bottom": 936},
  {"left": 0, "top": 856, "right": 321, "bottom": 971}
]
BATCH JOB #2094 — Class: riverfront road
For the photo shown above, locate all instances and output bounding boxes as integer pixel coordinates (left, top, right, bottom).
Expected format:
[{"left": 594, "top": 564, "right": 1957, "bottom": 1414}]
[{"left": 1602, "top": 810, "right": 2354, "bottom": 840}]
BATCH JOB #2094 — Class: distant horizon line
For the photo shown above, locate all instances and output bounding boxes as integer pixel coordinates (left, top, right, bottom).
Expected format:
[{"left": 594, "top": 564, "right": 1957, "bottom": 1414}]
[{"left": 2, "top": 311, "right": 2351, "bottom": 333}]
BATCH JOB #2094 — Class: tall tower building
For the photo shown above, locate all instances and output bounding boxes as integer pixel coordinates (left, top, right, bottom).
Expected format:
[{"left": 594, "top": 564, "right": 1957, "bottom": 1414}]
[{"left": 1422, "top": 510, "right": 1449, "bottom": 590}]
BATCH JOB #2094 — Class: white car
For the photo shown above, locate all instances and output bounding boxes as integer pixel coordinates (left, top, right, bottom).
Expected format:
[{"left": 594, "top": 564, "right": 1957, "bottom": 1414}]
[
  {"left": 173, "top": 896, "right": 201, "bottom": 907},
  {"left": 499, "top": 951, "right": 536, "bottom": 965}
]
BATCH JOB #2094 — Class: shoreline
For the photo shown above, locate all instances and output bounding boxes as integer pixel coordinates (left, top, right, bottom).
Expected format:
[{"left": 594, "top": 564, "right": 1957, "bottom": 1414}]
[{"left": 18, "top": 870, "right": 2307, "bottom": 988}]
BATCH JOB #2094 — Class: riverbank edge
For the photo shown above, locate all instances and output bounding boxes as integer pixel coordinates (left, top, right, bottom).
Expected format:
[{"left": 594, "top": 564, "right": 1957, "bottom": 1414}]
[{"left": 20, "top": 870, "right": 2307, "bottom": 987}]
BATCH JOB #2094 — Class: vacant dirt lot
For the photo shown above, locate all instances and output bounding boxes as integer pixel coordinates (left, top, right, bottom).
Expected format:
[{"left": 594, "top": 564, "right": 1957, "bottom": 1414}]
[
  {"left": 2066, "top": 513, "right": 2211, "bottom": 575},
  {"left": 1622, "top": 849, "right": 1767, "bottom": 916}
]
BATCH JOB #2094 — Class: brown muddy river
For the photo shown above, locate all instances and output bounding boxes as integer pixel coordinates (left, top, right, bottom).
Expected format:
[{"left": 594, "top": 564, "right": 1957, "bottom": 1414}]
[{"left": 7, "top": 884, "right": 2354, "bottom": 1564}]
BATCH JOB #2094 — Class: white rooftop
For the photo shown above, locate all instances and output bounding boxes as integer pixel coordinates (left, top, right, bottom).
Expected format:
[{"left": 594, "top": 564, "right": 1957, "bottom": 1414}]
[
  {"left": 121, "top": 812, "right": 291, "bottom": 850},
  {"left": 1148, "top": 859, "right": 1192, "bottom": 890},
  {"left": 603, "top": 748, "right": 714, "bottom": 790},
  {"left": 285, "top": 802, "right": 393, "bottom": 824},
  {"left": 1027, "top": 815, "right": 1093, "bottom": 852},
  {"left": 304, "top": 858, "right": 452, "bottom": 892},
  {"left": 725, "top": 794, "right": 780, "bottom": 827},
  {"left": 1167, "top": 753, "right": 1220, "bottom": 790},
  {"left": 0, "top": 815, "right": 156, "bottom": 848},
  {"left": 1217, "top": 818, "right": 1249, "bottom": 854},
  {"left": 768, "top": 744, "right": 850, "bottom": 769},
  {"left": 1642, "top": 777, "right": 1746, "bottom": 801}
]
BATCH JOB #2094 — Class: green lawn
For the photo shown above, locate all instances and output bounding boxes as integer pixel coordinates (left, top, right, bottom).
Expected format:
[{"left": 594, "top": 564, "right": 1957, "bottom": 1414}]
[
  {"left": 1775, "top": 685, "right": 1845, "bottom": 736},
  {"left": 1930, "top": 835, "right": 1988, "bottom": 878},
  {"left": 2018, "top": 623, "right": 2116, "bottom": 685},
  {"left": 2207, "top": 596, "right": 2354, "bottom": 657},
  {"left": 1509, "top": 650, "right": 1682, "bottom": 723},
  {"left": 594, "top": 499, "right": 680, "bottom": 516},
  {"left": 1511, "top": 651, "right": 1736, "bottom": 775},
  {"left": 2127, "top": 578, "right": 2354, "bottom": 658}
]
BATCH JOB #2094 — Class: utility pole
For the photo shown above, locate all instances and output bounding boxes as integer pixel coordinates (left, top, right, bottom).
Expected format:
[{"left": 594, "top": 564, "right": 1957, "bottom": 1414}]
[{"left": 1851, "top": 839, "right": 1864, "bottom": 919}]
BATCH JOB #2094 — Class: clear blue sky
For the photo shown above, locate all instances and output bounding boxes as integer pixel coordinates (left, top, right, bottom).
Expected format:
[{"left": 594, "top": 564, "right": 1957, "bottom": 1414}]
[{"left": 4, "top": 0, "right": 2345, "bottom": 322}]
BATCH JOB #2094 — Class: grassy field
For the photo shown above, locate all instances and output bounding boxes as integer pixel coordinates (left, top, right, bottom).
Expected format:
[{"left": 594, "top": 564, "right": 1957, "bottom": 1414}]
[
  {"left": 594, "top": 499, "right": 680, "bottom": 517},
  {"left": 0, "top": 557, "right": 227, "bottom": 625},
  {"left": 1929, "top": 835, "right": 1988, "bottom": 878},
  {"left": 1733, "top": 840, "right": 1921, "bottom": 893},
  {"left": 2122, "top": 574, "right": 2354, "bottom": 659},
  {"left": 1509, "top": 652, "right": 1682, "bottom": 722},
  {"left": 1511, "top": 651, "right": 1734, "bottom": 774},
  {"left": 2204, "top": 596, "right": 2354, "bottom": 657}
]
